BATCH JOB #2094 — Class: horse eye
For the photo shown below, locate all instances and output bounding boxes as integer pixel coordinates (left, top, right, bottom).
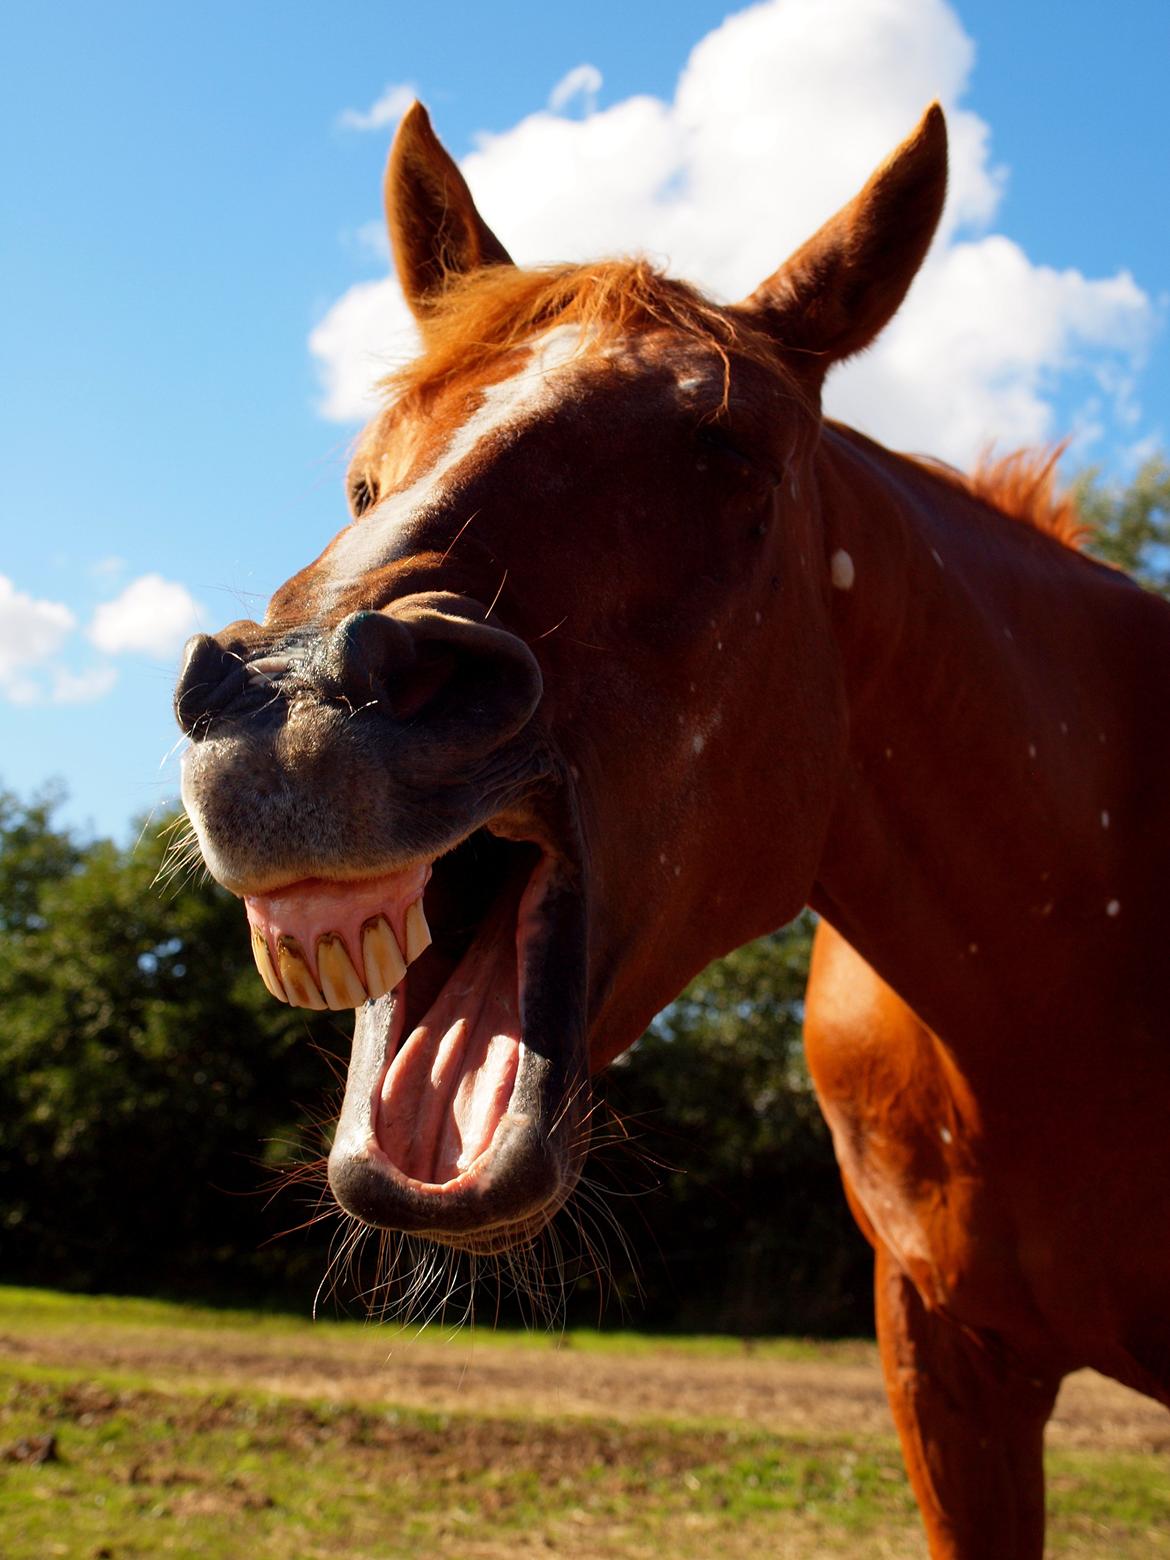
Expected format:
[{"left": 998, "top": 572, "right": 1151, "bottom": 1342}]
[
  {"left": 349, "top": 476, "right": 378, "bottom": 517},
  {"left": 696, "top": 425, "right": 777, "bottom": 486}
]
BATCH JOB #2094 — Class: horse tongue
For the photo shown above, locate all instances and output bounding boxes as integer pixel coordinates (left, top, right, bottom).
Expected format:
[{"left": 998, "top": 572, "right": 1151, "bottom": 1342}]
[{"left": 377, "top": 880, "right": 522, "bottom": 1187}]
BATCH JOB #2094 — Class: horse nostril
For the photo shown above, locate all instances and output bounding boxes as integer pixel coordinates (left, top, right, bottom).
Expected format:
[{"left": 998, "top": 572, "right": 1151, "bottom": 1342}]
[
  {"left": 173, "top": 633, "right": 246, "bottom": 735},
  {"left": 323, "top": 610, "right": 464, "bottom": 722},
  {"left": 325, "top": 611, "right": 416, "bottom": 695},
  {"left": 321, "top": 598, "right": 542, "bottom": 754}
]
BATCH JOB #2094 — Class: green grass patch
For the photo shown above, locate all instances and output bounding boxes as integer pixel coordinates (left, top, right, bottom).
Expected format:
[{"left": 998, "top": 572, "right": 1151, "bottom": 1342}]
[
  {"left": 0, "top": 1284, "right": 866, "bottom": 1361},
  {"left": 1, "top": 1287, "right": 1166, "bottom": 1559},
  {"left": 0, "top": 1366, "right": 914, "bottom": 1560}
]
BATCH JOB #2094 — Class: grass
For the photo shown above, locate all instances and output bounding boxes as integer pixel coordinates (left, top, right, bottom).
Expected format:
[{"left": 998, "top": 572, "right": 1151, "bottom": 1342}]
[
  {"left": 0, "top": 1285, "right": 858, "bottom": 1361},
  {"left": 0, "top": 1363, "right": 917, "bottom": 1559},
  {"left": 0, "top": 1286, "right": 1166, "bottom": 1559}
]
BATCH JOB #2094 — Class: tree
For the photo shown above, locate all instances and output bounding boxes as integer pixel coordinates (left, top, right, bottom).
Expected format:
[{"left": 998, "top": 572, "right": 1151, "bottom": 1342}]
[
  {"left": 0, "top": 791, "right": 345, "bottom": 1299},
  {"left": 597, "top": 918, "right": 873, "bottom": 1335},
  {"left": 1078, "top": 453, "right": 1170, "bottom": 594}
]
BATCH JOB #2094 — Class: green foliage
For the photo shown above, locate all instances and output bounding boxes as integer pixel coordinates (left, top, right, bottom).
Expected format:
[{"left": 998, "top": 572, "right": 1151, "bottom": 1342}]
[
  {"left": 602, "top": 917, "right": 871, "bottom": 1335},
  {"left": 0, "top": 784, "right": 82, "bottom": 935},
  {"left": 0, "top": 789, "right": 345, "bottom": 1298},
  {"left": 1077, "top": 454, "right": 1170, "bottom": 594}
]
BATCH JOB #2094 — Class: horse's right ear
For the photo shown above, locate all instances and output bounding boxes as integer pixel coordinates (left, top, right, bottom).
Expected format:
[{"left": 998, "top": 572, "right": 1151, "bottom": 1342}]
[{"left": 385, "top": 102, "right": 513, "bottom": 321}]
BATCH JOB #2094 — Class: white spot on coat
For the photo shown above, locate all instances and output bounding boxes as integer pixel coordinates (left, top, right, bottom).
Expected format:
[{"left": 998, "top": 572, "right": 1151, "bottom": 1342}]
[
  {"left": 939, "top": 1126, "right": 953, "bottom": 1145},
  {"left": 1106, "top": 899, "right": 1121, "bottom": 917},
  {"left": 830, "top": 550, "right": 855, "bottom": 590},
  {"left": 1101, "top": 810, "right": 1110, "bottom": 829}
]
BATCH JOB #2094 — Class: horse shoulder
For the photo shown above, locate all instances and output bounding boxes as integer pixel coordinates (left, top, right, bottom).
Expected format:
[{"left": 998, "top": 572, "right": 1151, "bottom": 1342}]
[{"left": 803, "top": 921, "right": 1031, "bottom": 1334}]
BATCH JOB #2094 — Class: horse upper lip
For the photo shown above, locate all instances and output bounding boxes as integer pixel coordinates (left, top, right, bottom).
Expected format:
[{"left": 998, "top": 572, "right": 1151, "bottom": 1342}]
[{"left": 245, "top": 870, "right": 434, "bottom": 1010}]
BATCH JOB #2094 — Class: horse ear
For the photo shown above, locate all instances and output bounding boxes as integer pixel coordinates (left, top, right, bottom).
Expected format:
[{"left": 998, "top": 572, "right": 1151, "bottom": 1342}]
[
  {"left": 735, "top": 104, "right": 947, "bottom": 390},
  {"left": 385, "top": 102, "right": 513, "bottom": 320}
]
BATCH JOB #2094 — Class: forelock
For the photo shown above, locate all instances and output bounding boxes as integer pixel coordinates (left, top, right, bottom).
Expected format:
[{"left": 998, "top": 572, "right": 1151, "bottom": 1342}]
[{"left": 381, "top": 258, "right": 788, "bottom": 414}]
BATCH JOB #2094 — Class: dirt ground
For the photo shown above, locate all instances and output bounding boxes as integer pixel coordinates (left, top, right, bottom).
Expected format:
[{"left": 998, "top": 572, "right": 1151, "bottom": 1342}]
[{"left": 3, "top": 1320, "right": 1166, "bottom": 1454}]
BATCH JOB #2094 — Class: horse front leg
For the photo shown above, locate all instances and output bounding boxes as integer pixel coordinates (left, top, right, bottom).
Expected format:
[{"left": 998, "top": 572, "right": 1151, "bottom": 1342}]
[{"left": 874, "top": 1241, "right": 1059, "bottom": 1559}]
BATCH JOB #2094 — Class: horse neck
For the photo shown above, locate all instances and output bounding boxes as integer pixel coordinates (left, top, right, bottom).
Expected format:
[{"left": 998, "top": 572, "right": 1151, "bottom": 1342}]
[{"left": 807, "top": 425, "right": 1165, "bottom": 1042}]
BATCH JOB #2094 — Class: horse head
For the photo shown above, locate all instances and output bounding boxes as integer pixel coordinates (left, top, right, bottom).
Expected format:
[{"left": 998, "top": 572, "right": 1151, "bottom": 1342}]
[{"left": 175, "top": 101, "right": 947, "bottom": 1252}]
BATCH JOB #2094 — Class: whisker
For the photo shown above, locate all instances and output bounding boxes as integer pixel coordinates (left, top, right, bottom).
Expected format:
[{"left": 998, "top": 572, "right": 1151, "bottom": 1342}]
[
  {"left": 484, "top": 568, "right": 508, "bottom": 620},
  {"left": 439, "top": 508, "right": 482, "bottom": 564}
]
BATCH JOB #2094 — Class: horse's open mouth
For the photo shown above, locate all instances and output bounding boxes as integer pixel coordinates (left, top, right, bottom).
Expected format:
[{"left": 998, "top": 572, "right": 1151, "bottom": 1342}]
[{"left": 244, "top": 829, "right": 586, "bottom": 1242}]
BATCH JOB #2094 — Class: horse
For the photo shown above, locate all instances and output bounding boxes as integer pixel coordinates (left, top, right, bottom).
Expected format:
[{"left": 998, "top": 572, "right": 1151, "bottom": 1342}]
[{"left": 173, "top": 101, "right": 1170, "bottom": 1558}]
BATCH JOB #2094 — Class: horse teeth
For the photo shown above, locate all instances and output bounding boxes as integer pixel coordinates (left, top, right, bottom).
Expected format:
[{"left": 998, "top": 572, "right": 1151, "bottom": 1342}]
[
  {"left": 316, "top": 935, "right": 368, "bottom": 1010},
  {"left": 404, "top": 899, "right": 432, "bottom": 963},
  {"left": 250, "top": 928, "right": 287, "bottom": 1003},
  {"left": 275, "top": 938, "right": 327, "bottom": 1010},
  {"left": 362, "top": 916, "right": 406, "bottom": 999}
]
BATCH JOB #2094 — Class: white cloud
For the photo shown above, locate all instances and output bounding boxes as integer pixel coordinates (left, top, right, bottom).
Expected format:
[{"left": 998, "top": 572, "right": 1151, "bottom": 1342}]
[
  {"left": 308, "top": 277, "right": 420, "bottom": 423},
  {"left": 311, "top": 0, "right": 1155, "bottom": 466},
  {"left": 0, "top": 569, "right": 197, "bottom": 707},
  {"left": 90, "top": 555, "right": 126, "bottom": 581},
  {"left": 548, "top": 64, "right": 602, "bottom": 116},
  {"left": 338, "top": 82, "right": 415, "bottom": 133},
  {"left": 0, "top": 575, "right": 75, "bottom": 690},
  {"left": 0, "top": 575, "right": 120, "bottom": 706},
  {"left": 89, "top": 574, "right": 203, "bottom": 659},
  {"left": 51, "top": 664, "right": 118, "bottom": 704},
  {"left": 352, "top": 220, "right": 390, "bottom": 262},
  {"left": 829, "top": 241, "right": 1153, "bottom": 459}
]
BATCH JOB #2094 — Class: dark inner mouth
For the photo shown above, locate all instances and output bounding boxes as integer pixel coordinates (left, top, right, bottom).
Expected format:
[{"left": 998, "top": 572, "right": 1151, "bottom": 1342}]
[{"left": 400, "top": 830, "right": 540, "bottom": 1035}]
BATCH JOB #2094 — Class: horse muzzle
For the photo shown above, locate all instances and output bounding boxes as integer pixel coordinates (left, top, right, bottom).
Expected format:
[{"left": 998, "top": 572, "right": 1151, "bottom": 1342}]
[{"left": 174, "top": 591, "right": 589, "bottom": 1248}]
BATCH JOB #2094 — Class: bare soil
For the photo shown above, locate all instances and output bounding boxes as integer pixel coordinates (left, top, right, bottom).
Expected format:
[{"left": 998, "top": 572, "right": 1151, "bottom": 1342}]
[{"left": 3, "top": 1321, "right": 1166, "bottom": 1453}]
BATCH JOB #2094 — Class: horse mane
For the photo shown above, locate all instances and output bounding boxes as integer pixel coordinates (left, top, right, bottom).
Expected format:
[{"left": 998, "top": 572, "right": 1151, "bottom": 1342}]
[
  {"left": 380, "top": 259, "right": 786, "bottom": 408},
  {"left": 914, "top": 447, "right": 1088, "bottom": 551}
]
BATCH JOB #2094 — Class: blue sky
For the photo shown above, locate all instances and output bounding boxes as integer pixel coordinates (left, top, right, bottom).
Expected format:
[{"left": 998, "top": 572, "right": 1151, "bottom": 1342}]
[{"left": 3, "top": 0, "right": 1167, "bottom": 842}]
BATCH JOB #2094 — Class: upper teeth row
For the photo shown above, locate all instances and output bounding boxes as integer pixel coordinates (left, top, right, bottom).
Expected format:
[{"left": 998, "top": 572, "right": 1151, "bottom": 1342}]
[{"left": 249, "top": 901, "right": 431, "bottom": 1010}]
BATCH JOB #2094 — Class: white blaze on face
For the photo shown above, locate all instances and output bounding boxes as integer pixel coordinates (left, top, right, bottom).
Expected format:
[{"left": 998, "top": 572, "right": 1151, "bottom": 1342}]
[{"left": 321, "top": 326, "right": 594, "bottom": 601}]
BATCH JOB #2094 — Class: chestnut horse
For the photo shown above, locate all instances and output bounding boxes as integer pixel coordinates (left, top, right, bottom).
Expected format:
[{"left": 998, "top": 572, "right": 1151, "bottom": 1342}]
[{"left": 175, "top": 102, "right": 1170, "bottom": 1558}]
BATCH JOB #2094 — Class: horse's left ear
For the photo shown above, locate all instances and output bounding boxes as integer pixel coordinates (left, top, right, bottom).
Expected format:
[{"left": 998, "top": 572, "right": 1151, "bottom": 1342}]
[
  {"left": 385, "top": 102, "right": 514, "bottom": 321},
  {"left": 734, "top": 104, "right": 947, "bottom": 391}
]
